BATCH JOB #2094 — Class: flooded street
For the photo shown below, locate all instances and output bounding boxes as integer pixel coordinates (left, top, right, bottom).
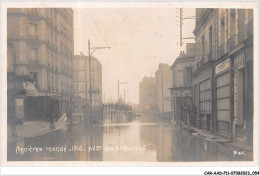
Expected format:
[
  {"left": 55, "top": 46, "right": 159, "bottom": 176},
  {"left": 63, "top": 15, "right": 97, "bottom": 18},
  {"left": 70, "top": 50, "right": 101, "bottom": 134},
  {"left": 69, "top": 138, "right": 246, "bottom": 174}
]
[{"left": 8, "top": 114, "right": 251, "bottom": 162}]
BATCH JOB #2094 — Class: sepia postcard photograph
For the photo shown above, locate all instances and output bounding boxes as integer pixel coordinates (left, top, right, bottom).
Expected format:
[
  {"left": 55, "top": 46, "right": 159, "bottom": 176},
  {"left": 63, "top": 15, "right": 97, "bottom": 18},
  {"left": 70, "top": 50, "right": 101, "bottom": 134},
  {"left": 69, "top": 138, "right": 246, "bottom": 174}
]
[{"left": 1, "top": 1, "right": 259, "bottom": 174}]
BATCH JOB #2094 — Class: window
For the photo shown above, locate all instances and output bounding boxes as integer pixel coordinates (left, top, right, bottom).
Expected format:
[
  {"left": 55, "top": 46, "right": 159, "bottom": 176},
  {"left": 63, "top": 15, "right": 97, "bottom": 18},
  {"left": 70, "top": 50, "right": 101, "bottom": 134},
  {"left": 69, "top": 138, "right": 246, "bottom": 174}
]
[
  {"left": 79, "top": 83, "right": 85, "bottom": 91},
  {"left": 202, "top": 35, "right": 205, "bottom": 59},
  {"left": 29, "top": 23, "right": 37, "bottom": 36},
  {"left": 55, "top": 77, "right": 58, "bottom": 92},
  {"left": 228, "top": 9, "right": 237, "bottom": 51},
  {"left": 216, "top": 72, "right": 230, "bottom": 123},
  {"left": 221, "top": 17, "right": 225, "bottom": 45},
  {"left": 184, "top": 67, "right": 192, "bottom": 86},
  {"left": 46, "top": 27, "right": 49, "bottom": 41},
  {"left": 209, "top": 26, "right": 213, "bottom": 60},
  {"left": 30, "top": 48, "right": 38, "bottom": 60},
  {"left": 55, "top": 57, "right": 57, "bottom": 70},
  {"left": 199, "top": 79, "right": 212, "bottom": 113}
]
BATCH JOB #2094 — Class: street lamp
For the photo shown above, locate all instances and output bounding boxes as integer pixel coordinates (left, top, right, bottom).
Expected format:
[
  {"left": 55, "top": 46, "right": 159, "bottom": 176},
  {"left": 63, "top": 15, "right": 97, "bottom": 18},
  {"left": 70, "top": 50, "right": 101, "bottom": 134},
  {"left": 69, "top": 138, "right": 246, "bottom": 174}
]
[{"left": 88, "top": 39, "right": 110, "bottom": 124}]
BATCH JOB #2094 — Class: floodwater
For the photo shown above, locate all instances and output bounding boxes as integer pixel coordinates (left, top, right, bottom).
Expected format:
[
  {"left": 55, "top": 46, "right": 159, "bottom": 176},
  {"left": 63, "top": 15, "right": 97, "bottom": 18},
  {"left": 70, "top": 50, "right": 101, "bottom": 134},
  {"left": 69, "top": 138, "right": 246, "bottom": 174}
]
[{"left": 7, "top": 114, "right": 252, "bottom": 161}]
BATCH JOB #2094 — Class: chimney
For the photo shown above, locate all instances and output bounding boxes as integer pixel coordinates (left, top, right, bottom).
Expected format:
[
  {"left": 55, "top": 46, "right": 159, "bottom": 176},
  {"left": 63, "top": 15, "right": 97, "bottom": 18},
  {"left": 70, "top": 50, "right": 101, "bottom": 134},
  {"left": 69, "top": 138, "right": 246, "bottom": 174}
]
[{"left": 180, "top": 51, "right": 185, "bottom": 56}]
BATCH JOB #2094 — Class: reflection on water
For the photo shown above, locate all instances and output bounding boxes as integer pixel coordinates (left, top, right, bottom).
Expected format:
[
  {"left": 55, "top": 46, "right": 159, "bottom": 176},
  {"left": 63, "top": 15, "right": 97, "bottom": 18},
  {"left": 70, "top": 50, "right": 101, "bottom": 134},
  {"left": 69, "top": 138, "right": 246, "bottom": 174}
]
[{"left": 7, "top": 114, "right": 251, "bottom": 161}]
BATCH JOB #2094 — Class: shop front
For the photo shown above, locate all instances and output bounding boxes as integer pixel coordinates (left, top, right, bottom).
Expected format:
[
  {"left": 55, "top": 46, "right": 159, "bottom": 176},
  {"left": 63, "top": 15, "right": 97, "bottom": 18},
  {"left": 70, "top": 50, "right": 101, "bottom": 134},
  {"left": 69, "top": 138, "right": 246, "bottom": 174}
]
[
  {"left": 214, "top": 58, "right": 232, "bottom": 137},
  {"left": 8, "top": 79, "right": 39, "bottom": 123},
  {"left": 193, "top": 63, "right": 213, "bottom": 131}
]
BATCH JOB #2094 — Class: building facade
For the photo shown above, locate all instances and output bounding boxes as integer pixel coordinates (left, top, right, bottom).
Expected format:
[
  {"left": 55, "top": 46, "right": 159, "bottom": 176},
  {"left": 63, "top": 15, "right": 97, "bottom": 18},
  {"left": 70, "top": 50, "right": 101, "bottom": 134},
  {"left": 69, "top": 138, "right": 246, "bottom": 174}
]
[
  {"left": 170, "top": 44, "right": 196, "bottom": 123},
  {"left": 155, "top": 64, "right": 172, "bottom": 119},
  {"left": 139, "top": 76, "right": 156, "bottom": 112},
  {"left": 193, "top": 8, "right": 253, "bottom": 143},
  {"left": 73, "top": 52, "right": 102, "bottom": 112},
  {"left": 7, "top": 8, "right": 74, "bottom": 122}
]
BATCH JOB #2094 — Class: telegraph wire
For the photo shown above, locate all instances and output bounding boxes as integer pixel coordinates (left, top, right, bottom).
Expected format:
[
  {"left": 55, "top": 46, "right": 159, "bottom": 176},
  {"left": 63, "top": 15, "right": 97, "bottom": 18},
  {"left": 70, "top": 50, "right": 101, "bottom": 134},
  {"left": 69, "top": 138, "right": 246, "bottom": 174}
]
[
  {"left": 86, "top": 8, "right": 118, "bottom": 60},
  {"left": 77, "top": 9, "right": 103, "bottom": 46}
]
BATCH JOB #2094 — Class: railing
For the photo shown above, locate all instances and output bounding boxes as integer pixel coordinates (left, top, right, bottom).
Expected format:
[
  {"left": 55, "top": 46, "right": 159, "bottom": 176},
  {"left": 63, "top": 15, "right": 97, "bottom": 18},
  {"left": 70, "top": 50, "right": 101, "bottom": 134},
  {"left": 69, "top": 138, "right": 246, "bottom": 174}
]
[
  {"left": 28, "top": 59, "right": 40, "bottom": 65},
  {"left": 28, "top": 35, "right": 39, "bottom": 41},
  {"left": 228, "top": 34, "right": 238, "bottom": 51},
  {"left": 245, "top": 20, "right": 253, "bottom": 39},
  {"left": 217, "top": 43, "right": 227, "bottom": 58}
]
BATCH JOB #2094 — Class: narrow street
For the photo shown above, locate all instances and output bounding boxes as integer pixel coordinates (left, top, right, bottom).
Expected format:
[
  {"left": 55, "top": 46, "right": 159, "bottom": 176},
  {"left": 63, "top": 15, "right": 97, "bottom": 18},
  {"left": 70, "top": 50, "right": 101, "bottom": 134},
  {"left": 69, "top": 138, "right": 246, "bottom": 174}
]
[{"left": 7, "top": 113, "right": 251, "bottom": 162}]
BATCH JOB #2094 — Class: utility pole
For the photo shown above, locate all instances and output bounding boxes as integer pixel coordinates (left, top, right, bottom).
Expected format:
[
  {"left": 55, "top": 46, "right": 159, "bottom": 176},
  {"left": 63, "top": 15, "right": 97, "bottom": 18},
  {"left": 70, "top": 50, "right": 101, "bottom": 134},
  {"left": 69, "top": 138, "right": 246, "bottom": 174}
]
[
  {"left": 88, "top": 39, "right": 110, "bottom": 124},
  {"left": 161, "top": 64, "right": 164, "bottom": 120},
  {"left": 180, "top": 8, "right": 183, "bottom": 46},
  {"left": 161, "top": 64, "right": 165, "bottom": 161},
  {"left": 178, "top": 8, "right": 196, "bottom": 47},
  {"left": 88, "top": 40, "right": 93, "bottom": 124}
]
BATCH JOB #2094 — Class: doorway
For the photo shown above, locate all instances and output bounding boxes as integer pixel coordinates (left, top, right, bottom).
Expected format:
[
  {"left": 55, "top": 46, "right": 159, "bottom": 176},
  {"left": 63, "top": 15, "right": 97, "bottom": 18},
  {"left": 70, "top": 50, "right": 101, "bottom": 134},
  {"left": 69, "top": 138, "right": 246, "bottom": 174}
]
[{"left": 234, "top": 67, "right": 245, "bottom": 139}]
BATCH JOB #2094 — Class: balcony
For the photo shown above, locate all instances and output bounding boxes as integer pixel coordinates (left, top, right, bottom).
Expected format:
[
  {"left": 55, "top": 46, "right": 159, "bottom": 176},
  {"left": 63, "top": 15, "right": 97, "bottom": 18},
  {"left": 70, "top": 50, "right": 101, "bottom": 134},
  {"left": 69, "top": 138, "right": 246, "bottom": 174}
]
[
  {"left": 228, "top": 34, "right": 238, "bottom": 51},
  {"left": 28, "top": 59, "right": 40, "bottom": 65},
  {"left": 28, "top": 35, "right": 39, "bottom": 41},
  {"left": 218, "top": 43, "right": 227, "bottom": 58},
  {"left": 245, "top": 20, "right": 253, "bottom": 39}
]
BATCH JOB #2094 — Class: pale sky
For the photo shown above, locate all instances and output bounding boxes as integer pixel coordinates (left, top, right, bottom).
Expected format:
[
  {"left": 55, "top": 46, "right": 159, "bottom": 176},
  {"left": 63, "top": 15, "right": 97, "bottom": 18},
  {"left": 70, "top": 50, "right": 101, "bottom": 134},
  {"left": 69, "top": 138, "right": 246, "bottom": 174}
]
[{"left": 73, "top": 8, "right": 195, "bottom": 104}]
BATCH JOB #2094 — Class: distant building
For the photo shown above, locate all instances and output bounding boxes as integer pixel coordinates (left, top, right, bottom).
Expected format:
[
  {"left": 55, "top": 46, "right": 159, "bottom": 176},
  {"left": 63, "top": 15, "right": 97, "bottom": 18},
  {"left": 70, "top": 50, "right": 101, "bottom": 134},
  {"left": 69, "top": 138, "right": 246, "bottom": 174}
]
[
  {"left": 7, "top": 8, "right": 74, "bottom": 122},
  {"left": 139, "top": 76, "right": 156, "bottom": 112},
  {"left": 155, "top": 64, "right": 172, "bottom": 119},
  {"left": 170, "top": 44, "right": 195, "bottom": 123},
  {"left": 193, "top": 9, "right": 253, "bottom": 142},
  {"left": 73, "top": 52, "right": 102, "bottom": 112}
]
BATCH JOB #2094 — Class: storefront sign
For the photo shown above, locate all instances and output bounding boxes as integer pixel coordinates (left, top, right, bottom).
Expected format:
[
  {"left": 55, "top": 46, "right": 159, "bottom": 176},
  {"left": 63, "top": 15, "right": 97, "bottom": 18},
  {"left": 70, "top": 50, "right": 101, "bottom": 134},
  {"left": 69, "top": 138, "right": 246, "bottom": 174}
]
[
  {"left": 215, "top": 58, "right": 230, "bottom": 75},
  {"left": 26, "top": 90, "right": 38, "bottom": 96}
]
